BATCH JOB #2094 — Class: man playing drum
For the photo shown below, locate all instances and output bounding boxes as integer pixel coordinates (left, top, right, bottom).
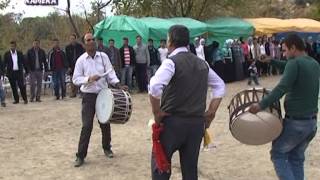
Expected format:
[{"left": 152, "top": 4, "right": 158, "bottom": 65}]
[
  {"left": 249, "top": 34, "right": 320, "bottom": 180},
  {"left": 149, "top": 25, "right": 225, "bottom": 180},
  {"left": 72, "top": 33, "right": 127, "bottom": 167}
]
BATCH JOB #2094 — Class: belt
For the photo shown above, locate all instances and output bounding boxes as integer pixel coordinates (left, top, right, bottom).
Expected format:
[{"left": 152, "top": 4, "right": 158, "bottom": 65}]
[{"left": 285, "top": 114, "right": 317, "bottom": 120}]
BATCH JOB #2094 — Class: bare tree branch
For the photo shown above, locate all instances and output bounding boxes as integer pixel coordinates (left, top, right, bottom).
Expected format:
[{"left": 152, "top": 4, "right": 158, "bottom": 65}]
[{"left": 66, "top": 0, "right": 80, "bottom": 38}]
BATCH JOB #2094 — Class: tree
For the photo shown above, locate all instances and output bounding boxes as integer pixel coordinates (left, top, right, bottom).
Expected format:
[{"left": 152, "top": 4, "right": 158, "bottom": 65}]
[
  {"left": 0, "top": 0, "right": 10, "bottom": 10},
  {"left": 113, "top": 0, "right": 314, "bottom": 20}
]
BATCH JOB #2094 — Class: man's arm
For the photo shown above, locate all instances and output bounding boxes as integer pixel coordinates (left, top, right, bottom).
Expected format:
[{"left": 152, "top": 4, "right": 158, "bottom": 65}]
[
  {"left": 149, "top": 59, "right": 175, "bottom": 124},
  {"left": 249, "top": 60, "right": 298, "bottom": 113},
  {"left": 205, "top": 67, "right": 225, "bottom": 128}
]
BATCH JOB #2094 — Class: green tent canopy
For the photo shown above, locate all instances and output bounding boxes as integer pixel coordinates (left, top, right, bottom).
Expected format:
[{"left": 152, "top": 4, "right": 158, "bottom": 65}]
[
  {"left": 94, "top": 15, "right": 149, "bottom": 48},
  {"left": 169, "top": 17, "right": 208, "bottom": 40},
  {"left": 139, "top": 17, "right": 176, "bottom": 45},
  {"left": 206, "top": 17, "right": 254, "bottom": 45}
]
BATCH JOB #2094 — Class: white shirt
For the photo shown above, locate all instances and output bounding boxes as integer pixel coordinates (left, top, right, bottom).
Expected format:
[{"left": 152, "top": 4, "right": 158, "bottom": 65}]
[
  {"left": 158, "top": 47, "right": 168, "bottom": 63},
  {"left": 260, "top": 44, "right": 266, "bottom": 55},
  {"left": 11, "top": 50, "right": 18, "bottom": 71},
  {"left": 196, "top": 45, "right": 206, "bottom": 60},
  {"left": 149, "top": 47, "right": 225, "bottom": 99},
  {"left": 72, "top": 51, "right": 120, "bottom": 94}
]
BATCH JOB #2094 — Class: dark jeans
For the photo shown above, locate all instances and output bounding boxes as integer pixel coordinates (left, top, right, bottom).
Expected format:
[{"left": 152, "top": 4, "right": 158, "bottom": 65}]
[
  {"left": 248, "top": 75, "right": 259, "bottom": 85},
  {"left": 136, "top": 63, "right": 148, "bottom": 92},
  {"left": 151, "top": 116, "right": 205, "bottom": 180},
  {"left": 76, "top": 93, "right": 111, "bottom": 159},
  {"left": 52, "top": 69, "right": 66, "bottom": 98},
  {"left": 8, "top": 71, "right": 27, "bottom": 102},
  {"left": 271, "top": 115, "right": 317, "bottom": 180},
  {"left": 0, "top": 80, "right": 5, "bottom": 103},
  {"left": 30, "top": 70, "right": 43, "bottom": 100}
]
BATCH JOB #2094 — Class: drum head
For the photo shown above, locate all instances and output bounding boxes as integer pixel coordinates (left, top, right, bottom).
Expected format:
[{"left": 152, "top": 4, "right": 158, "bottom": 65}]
[
  {"left": 230, "top": 111, "right": 282, "bottom": 145},
  {"left": 96, "top": 88, "right": 114, "bottom": 124}
]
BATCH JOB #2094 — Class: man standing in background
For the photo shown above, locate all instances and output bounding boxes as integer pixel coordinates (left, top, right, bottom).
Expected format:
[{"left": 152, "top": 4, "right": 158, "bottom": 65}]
[
  {"left": 119, "top": 37, "right": 136, "bottom": 91},
  {"left": 65, "top": 34, "right": 85, "bottom": 98},
  {"left": 3, "top": 41, "right": 28, "bottom": 104},
  {"left": 133, "top": 35, "right": 150, "bottom": 93},
  {"left": 48, "top": 38, "right": 69, "bottom": 100},
  {"left": 26, "top": 39, "right": 48, "bottom": 102},
  {"left": 147, "top": 38, "right": 161, "bottom": 82},
  {"left": 158, "top": 39, "right": 168, "bottom": 63},
  {"left": 107, "top": 39, "right": 122, "bottom": 79}
]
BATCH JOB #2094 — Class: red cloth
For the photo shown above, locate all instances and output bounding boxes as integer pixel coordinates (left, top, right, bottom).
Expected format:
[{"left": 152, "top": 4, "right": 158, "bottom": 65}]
[
  {"left": 241, "top": 43, "right": 249, "bottom": 56},
  {"left": 54, "top": 50, "right": 64, "bottom": 70},
  {"left": 152, "top": 123, "right": 170, "bottom": 173}
]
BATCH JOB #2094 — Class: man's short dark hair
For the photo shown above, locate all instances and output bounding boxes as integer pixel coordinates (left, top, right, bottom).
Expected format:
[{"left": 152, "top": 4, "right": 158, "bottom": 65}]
[
  {"left": 136, "top": 35, "right": 142, "bottom": 39},
  {"left": 148, "top": 38, "right": 153, "bottom": 42},
  {"left": 160, "top": 39, "right": 166, "bottom": 43},
  {"left": 34, "top": 38, "right": 40, "bottom": 42},
  {"left": 123, "top": 37, "right": 128, "bottom": 41},
  {"left": 168, "top": 25, "right": 189, "bottom": 48},
  {"left": 283, "top": 34, "right": 305, "bottom": 51},
  {"left": 97, "top": 37, "right": 103, "bottom": 41},
  {"left": 109, "top": 39, "right": 115, "bottom": 42},
  {"left": 52, "top": 38, "right": 59, "bottom": 41},
  {"left": 10, "top": 41, "right": 16, "bottom": 45}
]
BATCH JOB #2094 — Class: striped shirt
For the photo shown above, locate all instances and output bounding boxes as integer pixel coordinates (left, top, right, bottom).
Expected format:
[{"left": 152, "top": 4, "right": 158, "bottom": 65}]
[{"left": 124, "top": 47, "right": 130, "bottom": 65}]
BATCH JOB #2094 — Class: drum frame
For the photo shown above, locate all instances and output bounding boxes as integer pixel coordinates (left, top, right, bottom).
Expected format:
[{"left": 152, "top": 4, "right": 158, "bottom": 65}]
[
  {"left": 108, "top": 88, "right": 132, "bottom": 124},
  {"left": 228, "top": 88, "right": 282, "bottom": 129}
]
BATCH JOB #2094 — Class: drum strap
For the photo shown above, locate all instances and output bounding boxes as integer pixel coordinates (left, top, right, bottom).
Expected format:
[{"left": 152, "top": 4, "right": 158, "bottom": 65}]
[{"left": 100, "top": 52, "right": 107, "bottom": 73}]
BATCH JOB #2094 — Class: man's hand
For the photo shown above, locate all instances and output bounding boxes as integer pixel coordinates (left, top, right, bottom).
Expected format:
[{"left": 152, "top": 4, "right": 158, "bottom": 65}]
[
  {"left": 88, "top": 75, "right": 101, "bottom": 83},
  {"left": 248, "top": 103, "right": 261, "bottom": 114},
  {"left": 204, "top": 110, "right": 215, "bottom": 128},
  {"left": 115, "top": 83, "right": 129, "bottom": 91},
  {"left": 154, "top": 111, "right": 170, "bottom": 124},
  {"left": 120, "top": 85, "right": 129, "bottom": 91}
]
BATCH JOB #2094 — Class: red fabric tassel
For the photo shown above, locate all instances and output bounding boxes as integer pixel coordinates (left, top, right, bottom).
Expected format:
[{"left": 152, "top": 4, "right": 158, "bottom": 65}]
[{"left": 152, "top": 123, "right": 170, "bottom": 173}]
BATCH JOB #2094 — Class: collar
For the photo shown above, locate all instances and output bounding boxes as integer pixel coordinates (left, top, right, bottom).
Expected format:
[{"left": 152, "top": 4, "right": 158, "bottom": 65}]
[
  {"left": 85, "top": 52, "right": 101, "bottom": 60},
  {"left": 168, "top": 47, "right": 188, "bottom": 58},
  {"left": 10, "top": 50, "right": 17, "bottom": 54}
]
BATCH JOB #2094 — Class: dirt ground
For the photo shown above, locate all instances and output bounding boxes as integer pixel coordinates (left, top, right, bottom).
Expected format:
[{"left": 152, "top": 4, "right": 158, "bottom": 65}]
[{"left": 0, "top": 75, "right": 319, "bottom": 180}]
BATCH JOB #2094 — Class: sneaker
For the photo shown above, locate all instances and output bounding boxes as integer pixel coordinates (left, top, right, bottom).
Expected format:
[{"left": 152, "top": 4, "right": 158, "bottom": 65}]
[
  {"left": 30, "top": 98, "right": 34, "bottom": 102},
  {"left": 74, "top": 157, "right": 84, "bottom": 167},
  {"left": 104, "top": 149, "right": 114, "bottom": 158},
  {"left": 1, "top": 102, "right": 6, "bottom": 107}
]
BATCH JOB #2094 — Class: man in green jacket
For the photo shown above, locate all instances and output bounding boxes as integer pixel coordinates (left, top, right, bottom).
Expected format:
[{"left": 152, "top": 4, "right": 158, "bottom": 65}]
[{"left": 249, "top": 34, "right": 319, "bottom": 180}]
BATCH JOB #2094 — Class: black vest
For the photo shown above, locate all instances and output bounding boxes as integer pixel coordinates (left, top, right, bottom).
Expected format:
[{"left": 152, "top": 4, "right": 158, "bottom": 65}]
[{"left": 160, "top": 52, "right": 209, "bottom": 117}]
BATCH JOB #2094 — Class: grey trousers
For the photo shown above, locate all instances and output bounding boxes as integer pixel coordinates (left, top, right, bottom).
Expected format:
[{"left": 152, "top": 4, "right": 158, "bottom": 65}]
[
  {"left": 151, "top": 116, "right": 205, "bottom": 180},
  {"left": 30, "top": 71, "right": 43, "bottom": 100}
]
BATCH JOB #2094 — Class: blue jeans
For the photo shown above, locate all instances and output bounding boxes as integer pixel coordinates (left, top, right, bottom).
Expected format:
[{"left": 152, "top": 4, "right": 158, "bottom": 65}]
[
  {"left": 147, "top": 65, "right": 159, "bottom": 83},
  {"left": 121, "top": 66, "right": 133, "bottom": 90},
  {"left": 271, "top": 115, "right": 317, "bottom": 180},
  {"left": 52, "top": 69, "right": 66, "bottom": 98}
]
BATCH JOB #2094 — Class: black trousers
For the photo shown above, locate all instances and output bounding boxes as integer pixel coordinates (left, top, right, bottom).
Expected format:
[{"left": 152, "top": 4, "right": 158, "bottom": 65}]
[
  {"left": 76, "top": 93, "right": 111, "bottom": 159},
  {"left": 135, "top": 63, "right": 148, "bottom": 92},
  {"left": 8, "top": 71, "right": 27, "bottom": 102},
  {"left": 151, "top": 116, "right": 205, "bottom": 180}
]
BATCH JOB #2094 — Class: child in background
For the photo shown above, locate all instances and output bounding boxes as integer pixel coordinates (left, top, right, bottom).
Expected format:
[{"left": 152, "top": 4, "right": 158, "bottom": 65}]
[{"left": 248, "top": 61, "right": 260, "bottom": 86}]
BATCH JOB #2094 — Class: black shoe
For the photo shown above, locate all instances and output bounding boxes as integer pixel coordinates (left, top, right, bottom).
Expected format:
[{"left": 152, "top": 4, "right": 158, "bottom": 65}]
[
  {"left": 104, "top": 149, "right": 114, "bottom": 158},
  {"left": 1, "top": 102, "right": 6, "bottom": 107},
  {"left": 36, "top": 99, "right": 41, "bottom": 102},
  {"left": 30, "top": 98, "right": 34, "bottom": 102},
  {"left": 24, "top": 100, "right": 28, "bottom": 104},
  {"left": 13, "top": 101, "right": 19, "bottom": 104},
  {"left": 74, "top": 157, "right": 84, "bottom": 167},
  {"left": 56, "top": 96, "right": 60, "bottom": 100}
]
